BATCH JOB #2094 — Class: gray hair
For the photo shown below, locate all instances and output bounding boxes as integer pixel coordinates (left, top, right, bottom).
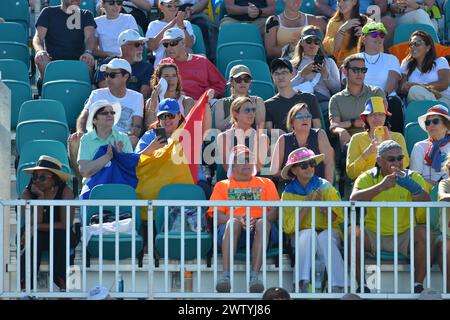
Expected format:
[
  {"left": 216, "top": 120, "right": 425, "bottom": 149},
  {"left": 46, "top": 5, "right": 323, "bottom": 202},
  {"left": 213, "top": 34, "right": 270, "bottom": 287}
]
[{"left": 377, "top": 140, "right": 402, "bottom": 157}]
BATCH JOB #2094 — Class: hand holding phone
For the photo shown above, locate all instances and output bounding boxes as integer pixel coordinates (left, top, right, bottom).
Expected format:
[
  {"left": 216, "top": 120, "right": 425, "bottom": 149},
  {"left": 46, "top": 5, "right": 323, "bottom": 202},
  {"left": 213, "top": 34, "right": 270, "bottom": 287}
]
[{"left": 154, "top": 127, "right": 168, "bottom": 144}]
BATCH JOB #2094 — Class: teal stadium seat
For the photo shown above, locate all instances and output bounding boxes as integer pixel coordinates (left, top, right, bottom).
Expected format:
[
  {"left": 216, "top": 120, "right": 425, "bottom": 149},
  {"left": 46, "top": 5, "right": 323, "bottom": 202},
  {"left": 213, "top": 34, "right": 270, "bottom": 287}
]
[
  {"left": 155, "top": 184, "right": 212, "bottom": 261},
  {"left": 404, "top": 122, "right": 427, "bottom": 155},
  {"left": 0, "top": 0, "right": 29, "bottom": 32},
  {"left": 16, "top": 140, "right": 71, "bottom": 196},
  {"left": 276, "top": 0, "right": 316, "bottom": 14},
  {"left": 16, "top": 100, "right": 70, "bottom": 155},
  {"left": 0, "top": 59, "right": 29, "bottom": 82},
  {"left": 49, "top": 0, "right": 96, "bottom": 16},
  {"left": 2, "top": 79, "right": 32, "bottom": 129},
  {"left": 405, "top": 100, "right": 448, "bottom": 125},
  {"left": 393, "top": 23, "right": 440, "bottom": 45},
  {"left": 43, "top": 60, "right": 91, "bottom": 84},
  {"left": 86, "top": 184, "right": 144, "bottom": 262},
  {"left": 192, "top": 24, "right": 206, "bottom": 56},
  {"left": 0, "top": 22, "right": 28, "bottom": 44},
  {"left": 0, "top": 41, "right": 30, "bottom": 69}
]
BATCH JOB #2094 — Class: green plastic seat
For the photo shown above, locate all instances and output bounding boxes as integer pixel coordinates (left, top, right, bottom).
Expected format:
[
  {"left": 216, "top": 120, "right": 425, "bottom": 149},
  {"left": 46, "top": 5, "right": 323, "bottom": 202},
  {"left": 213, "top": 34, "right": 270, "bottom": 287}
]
[
  {"left": 3, "top": 79, "right": 32, "bottom": 129},
  {"left": 393, "top": 23, "right": 439, "bottom": 45},
  {"left": 43, "top": 60, "right": 91, "bottom": 84},
  {"left": 0, "top": 59, "right": 29, "bottom": 82},
  {"left": 217, "top": 43, "right": 266, "bottom": 76},
  {"left": 41, "top": 80, "right": 92, "bottom": 130},
  {"left": 0, "top": 0, "right": 29, "bottom": 32},
  {"left": 86, "top": 184, "right": 144, "bottom": 261},
  {"left": 276, "top": 0, "right": 316, "bottom": 14},
  {"left": 16, "top": 140, "right": 71, "bottom": 195},
  {"left": 404, "top": 122, "right": 427, "bottom": 155},
  {"left": 0, "top": 22, "right": 28, "bottom": 44},
  {"left": 0, "top": 41, "right": 30, "bottom": 69},
  {"left": 155, "top": 184, "right": 212, "bottom": 261},
  {"left": 192, "top": 24, "right": 206, "bottom": 56},
  {"left": 405, "top": 100, "right": 448, "bottom": 125},
  {"left": 224, "top": 59, "right": 271, "bottom": 82},
  {"left": 217, "top": 23, "right": 263, "bottom": 47},
  {"left": 49, "top": 0, "right": 96, "bottom": 16},
  {"left": 16, "top": 100, "right": 69, "bottom": 155}
]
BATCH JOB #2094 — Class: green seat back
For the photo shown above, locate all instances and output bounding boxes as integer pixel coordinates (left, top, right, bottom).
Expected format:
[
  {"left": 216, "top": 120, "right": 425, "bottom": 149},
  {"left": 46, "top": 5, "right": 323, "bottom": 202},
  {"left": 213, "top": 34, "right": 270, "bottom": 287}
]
[
  {"left": 3, "top": 79, "right": 32, "bottom": 129},
  {"left": 393, "top": 23, "right": 439, "bottom": 45},
  {"left": 0, "top": 59, "right": 29, "bottom": 82},
  {"left": 217, "top": 23, "right": 263, "bottom": 47},
  {"left": 0, "top": 22, "right": 27, "bottom": 44},
  {"left": 192, "top": 24, "right": 206, "bottom": 55},
  {"left": 43, "top": 60, "right": 91, "bottom": 84},
  {"left": 0, "top": 42, "right": 30, "bottom": 69},
  {"left": 216, "top": 43, "right": 266, "bottom": 76},
  {"left": 404, "top": 122, "right": 427, "bottom": 155},
  {"left": 0, "top": 0, "right": 29, "bottom": 31},
  {"left": 405, "top": 100, "right": 447, "bottom": 125}
]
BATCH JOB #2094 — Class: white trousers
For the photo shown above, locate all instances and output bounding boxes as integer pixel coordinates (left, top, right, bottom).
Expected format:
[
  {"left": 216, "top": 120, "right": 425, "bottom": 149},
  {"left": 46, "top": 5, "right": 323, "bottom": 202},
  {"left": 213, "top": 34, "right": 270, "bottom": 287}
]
[
  {"left": 408, "top": 85, "right": 450, "bottom": 106},
  {"left": 295, "top": 228, "right": 345, "bottom": 287}
]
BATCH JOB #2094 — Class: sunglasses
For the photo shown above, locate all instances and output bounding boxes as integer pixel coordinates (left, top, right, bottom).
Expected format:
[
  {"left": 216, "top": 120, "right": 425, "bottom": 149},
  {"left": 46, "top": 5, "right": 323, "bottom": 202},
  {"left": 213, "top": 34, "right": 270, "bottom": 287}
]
[
  {"left": 368, "top": 31, "right": 385, "bottom": 39},
  {"left": 105, "top": 0, "right": 124, "bottom": 5},
  {"left": 409, "top": 39, "right": 426, "bottom": 48},
  {"left": 32, "top": 174, "right": 52, "bottom": 182},
  {"left": 97, "top": 111, "right": 116, "bottom": 116},
  {"left": 104, "top": 71, "right": 122, "bottom": 79},
  {"left": 304, "top": 37, "right": 321, "bottom": 45},
  {"left": 158, "top": 113, "right": 176, "bottom": 120},
  {"left": 385, "top": 155, "right": 404, "bottom": 162},
  {"left": 162, "top": 40, "right": 181, "bottom": 48},
  {"left": 242, "top": 107, "right": 257, "bottom": 114},
  {"left": 348, "top": 66, "right": 368, "bottom": 74},
  {"left": 294, "top": 113, "right": 312, "bottom": 120},
  {"left": 129, "top": 42, "right": 145, "bottom": 48},
  {"left": 425, "top": 118, "right": 442, "bottom": 126},
  {"left": 294, "top": 159, "right": 317, "bottom": 170},
  {"left": 163, "top": 3, "right": 179, "bottom": 8},
  {"left": 234, "top": 76, "right": 251, "bottom": 84}
]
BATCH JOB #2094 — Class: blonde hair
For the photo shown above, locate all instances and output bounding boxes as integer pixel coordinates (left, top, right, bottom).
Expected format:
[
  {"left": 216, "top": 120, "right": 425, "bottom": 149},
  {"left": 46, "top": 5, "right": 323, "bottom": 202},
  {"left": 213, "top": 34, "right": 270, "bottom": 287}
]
[
  {"left": 291, "top": 25, "right": 325, "bottom": 69},
  {"left": 286, "top": 103, "right": 310, "bottom": 131},
  {"left": 230, "top": 96, "right": 253, "bottom": 126}
]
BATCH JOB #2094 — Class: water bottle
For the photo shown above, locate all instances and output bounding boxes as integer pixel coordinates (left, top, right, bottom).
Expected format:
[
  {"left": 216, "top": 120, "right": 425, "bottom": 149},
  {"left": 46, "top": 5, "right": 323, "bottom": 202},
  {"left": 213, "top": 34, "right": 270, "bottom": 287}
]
[{"left": 184, "top": 271, "right": 193, "bottom": 292}]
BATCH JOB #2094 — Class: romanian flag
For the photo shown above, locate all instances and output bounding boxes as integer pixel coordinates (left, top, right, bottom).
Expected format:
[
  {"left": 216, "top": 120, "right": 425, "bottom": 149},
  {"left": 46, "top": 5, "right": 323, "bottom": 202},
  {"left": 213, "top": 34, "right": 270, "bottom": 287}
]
[{"left": 135, "top": 91, "right": 209, "bottom": 220}]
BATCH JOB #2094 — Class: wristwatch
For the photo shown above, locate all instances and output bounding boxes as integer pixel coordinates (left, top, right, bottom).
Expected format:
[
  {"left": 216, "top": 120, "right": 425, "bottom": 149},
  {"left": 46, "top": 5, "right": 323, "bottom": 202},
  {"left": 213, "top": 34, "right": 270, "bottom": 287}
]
[
  {"left": 84, "top": 49, "right": 93, "bottom": 55},
  {"left": 350, "top": 118, "right": 355, "bottom": 128}
]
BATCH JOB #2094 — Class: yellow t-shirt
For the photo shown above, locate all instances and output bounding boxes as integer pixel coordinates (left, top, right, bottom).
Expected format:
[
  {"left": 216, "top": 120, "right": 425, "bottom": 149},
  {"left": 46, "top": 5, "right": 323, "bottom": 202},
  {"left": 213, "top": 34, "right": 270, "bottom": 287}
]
[{"left": 354, "top": 168, "right": 427, "bottom": 235}]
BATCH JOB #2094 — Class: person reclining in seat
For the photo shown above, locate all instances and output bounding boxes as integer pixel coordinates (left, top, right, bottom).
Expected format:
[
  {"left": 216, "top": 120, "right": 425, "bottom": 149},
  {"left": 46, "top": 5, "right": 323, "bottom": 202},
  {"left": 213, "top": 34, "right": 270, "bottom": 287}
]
[
  {"left": 207, "top": 145, "right": 280, "bottom": 293},
  {"left": 349, "top": 140, "right": 433, "bottom": 293}
]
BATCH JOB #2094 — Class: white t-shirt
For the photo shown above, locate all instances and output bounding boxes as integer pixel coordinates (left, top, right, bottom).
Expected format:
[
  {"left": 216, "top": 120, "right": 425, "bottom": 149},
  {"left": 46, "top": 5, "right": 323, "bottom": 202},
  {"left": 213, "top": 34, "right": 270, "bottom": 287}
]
[
  {"left": 362, "top": 52, "right": 401, "bottom": 95},
  {"left": 145, "top": 21, "right": 195, "bottom": 67},
  {"left": 96, "top": 0, "right": 154, "bottom": 11},
  {"left": 400, "top": 57, "right": 450, "bottom": 98},
  {"left": 95, "top": 14, "right": 138, "bottom": 55},
  {"left": 84, "top": 88, "right": 144, "bottom": 134},
  {"left": 410, "top": 139, "right": 450, "bottom": 184}
]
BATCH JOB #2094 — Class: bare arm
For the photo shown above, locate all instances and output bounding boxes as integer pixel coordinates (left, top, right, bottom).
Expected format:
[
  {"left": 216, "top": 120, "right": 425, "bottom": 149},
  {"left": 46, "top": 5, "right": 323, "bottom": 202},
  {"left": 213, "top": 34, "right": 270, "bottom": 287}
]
[
  {"left": 264, "top": 16, "right": 282, "bottom": 60},
  {"left": 224, "top": 0, "right": 251, "bottom": 15},
  {"left": 314, "top": 0, "right": 335, "bottom": 18},
  {"left": 148, "top": 20, "right": 176, "bottom": 51},
  {"left": 214, "top": 100, "right": 229, "bottom": 132},
  {"left": 426, "top": 69, "right": 450, "bottom": 92},
  {"left": 255, "top": 97, "right": 266, "bottom": 130},
  {"left": 140, "top": 84, "right": 151, "bottom": 100},
  {"left": 269, "top": 135, "right": 284, "bottom": 177},
  {"left": 33, "top": 26, "right": 47, "bottom": 52},
  {"left": 76, "top": 108, "right": 89, "bottom": 133},
  {"left": 318, "top": 129, "right": 335, "bottom": 184},
  {"left": 129, "top": 0, "right": 152, "bottom": 11},
  {"left": 385, "top": 70, "right": 401, "bottom": 94}
]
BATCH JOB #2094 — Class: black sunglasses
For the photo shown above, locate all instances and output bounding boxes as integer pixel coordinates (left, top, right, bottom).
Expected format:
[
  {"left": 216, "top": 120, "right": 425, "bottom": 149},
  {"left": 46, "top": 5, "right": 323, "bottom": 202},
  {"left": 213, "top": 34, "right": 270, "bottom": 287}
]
[
  {"left": 348, "top": 66, "right": 368, "bottom": 74},
  {"left": 234, "top": 76, "right": 251, "bottom": 84},
  {"left": 294, "top": 159, "right": 317, "bottom": 170},
  {"left": 158, "top": 113, "right": 176, "bottom": 120},
  {"left": 385, "top": 155, "right": 404, "bottom": 162},
  {"left": 162, "top": 40, "right": 181, "bottom": 48},
  {"left": 129, "top": 42, "right": 145, "bottom": 48},
  {"left": 97, "top": 111, "right": 116, "bottom": 116},
  {"left": 304, "top": 37, "right": 321, "bottom": 45},
  {"left": 104, "top": 71, "right": 122, "bottom": 79},
  {"left": 105, "top": 0, "right": 124, "bottom": 5},
  {"left": 32, "top": 174, "right": 52, "bottom": 182},
  {"left": 425, "top": 118, "right": 442, "bottom": 126},
  {"left": 163, "top": 3, "right": 179, "bottom": 8}
]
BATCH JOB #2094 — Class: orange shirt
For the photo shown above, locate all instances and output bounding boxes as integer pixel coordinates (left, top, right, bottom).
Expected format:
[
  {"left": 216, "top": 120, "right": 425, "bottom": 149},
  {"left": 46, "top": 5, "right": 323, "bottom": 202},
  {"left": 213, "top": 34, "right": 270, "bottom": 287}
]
[{"left": 207, "top": 176, "right": 280, "bottom": 218}]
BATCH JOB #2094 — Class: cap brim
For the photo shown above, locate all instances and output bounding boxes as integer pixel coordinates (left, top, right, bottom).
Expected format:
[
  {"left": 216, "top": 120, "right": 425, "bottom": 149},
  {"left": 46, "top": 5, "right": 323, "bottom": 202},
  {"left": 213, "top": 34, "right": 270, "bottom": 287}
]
[{"left": 231, "top": 71, "right": 252, "bottom": 78}]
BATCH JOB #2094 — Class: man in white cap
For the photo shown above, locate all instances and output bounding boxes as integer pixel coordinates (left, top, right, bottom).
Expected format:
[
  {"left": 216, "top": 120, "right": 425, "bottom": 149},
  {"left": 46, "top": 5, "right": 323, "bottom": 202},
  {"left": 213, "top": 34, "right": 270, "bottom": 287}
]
[
  {"left": 94, "top": 29, "right": 153, "bottom": 99},
  {"left": 206, "top": 145, "right": 280, "bottom": 293},
  {"left": 160, "top": 27, "right": 226, "bottom": 100},
  {"left": 70, "top": 58, "right": 144, "bottom": 170}
]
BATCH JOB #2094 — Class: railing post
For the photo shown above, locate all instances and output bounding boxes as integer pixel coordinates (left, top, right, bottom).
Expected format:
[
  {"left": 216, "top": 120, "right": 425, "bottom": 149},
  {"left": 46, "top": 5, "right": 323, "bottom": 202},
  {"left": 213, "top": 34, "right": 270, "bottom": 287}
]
[
  {"left": 0, "top": 202, "right": 3, "bottom": 295},
  {"left": 350, "top": 202, "right": 357, "bottom": 294},
  {"left": 148, "top": 201, "right": 154, "bottom": 300}
]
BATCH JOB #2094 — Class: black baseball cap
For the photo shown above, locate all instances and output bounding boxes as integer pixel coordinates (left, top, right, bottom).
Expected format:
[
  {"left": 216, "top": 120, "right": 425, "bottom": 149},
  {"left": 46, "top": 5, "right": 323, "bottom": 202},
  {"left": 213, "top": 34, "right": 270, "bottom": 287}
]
[{"left": 270, "top": 58, "right": 293, "bottom": 73}]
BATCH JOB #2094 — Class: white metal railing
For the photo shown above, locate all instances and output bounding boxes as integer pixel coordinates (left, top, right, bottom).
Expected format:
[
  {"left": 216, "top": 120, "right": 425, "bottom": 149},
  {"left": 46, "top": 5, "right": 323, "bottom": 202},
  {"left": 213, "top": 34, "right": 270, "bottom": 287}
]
[{"left": 1, "top": 199, "right": 450, "bottom": 299}]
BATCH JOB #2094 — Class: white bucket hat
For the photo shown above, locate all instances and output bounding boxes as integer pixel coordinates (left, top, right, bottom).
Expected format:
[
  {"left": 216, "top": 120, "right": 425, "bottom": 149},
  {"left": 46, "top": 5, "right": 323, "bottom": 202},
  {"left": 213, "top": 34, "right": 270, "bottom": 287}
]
[
  {"left": 86, "top": 100, "right": 121, "bottom": 132},
  {"left": 417, "top": 104, "right": 450, "bottom": 132}
]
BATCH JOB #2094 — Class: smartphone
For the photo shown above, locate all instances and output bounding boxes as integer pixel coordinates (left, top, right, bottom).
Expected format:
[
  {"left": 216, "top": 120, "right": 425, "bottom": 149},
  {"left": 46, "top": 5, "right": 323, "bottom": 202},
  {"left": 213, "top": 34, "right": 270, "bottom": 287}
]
[
  {"left": 154, "top": 127, "right": 168, "bottom": 144},
  {"left": 313, "top": 54, "right": 324, "bottom": 66}
]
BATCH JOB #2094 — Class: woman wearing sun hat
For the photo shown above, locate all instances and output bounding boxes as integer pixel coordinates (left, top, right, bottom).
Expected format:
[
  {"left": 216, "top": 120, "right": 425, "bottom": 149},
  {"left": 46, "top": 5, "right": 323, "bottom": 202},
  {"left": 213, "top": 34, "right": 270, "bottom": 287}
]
[
  {"left": 346, "top": 96, "right": 409, "bottom": 181},
  {"left": 411, "top": 104, "right": 450, "bottom": 189},
  {"left": 77, "top": 100, "right": 133, "bottom": 187},
  {"left": 281, "top": 147, "right": 344, "bottom": 293},
  {"left": 20, "top": 155, "right": 75, "bottom": 290}
]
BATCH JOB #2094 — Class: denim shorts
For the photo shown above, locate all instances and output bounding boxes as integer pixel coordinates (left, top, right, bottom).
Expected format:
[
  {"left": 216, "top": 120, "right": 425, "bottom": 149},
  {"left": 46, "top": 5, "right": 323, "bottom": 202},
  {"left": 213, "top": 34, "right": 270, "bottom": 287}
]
[{"left": 216, "top": 221, "right": 279, "bottom": 250}]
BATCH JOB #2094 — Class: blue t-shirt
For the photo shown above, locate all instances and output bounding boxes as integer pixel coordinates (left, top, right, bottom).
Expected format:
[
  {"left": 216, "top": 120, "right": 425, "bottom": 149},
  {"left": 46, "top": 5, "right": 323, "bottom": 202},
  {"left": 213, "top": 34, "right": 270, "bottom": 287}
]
[
  {"left": 94, "top": 56, "right": 154, "bottom": 93},
  {"left": 36, "top": 6, "right": 96, "bottom": 60},
  {"left": 135, "top": 129, "right": 206, "bottom": 181},
  {"left": 327, "top": 0, "right": 372, "bottom": 14}
]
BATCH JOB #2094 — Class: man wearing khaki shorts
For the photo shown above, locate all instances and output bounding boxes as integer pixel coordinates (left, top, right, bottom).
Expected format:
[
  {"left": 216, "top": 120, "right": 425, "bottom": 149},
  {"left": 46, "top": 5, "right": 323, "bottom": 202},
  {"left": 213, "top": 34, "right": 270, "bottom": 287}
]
[{"left": 350, "top": 140, "right": 433, "bottom": 294}]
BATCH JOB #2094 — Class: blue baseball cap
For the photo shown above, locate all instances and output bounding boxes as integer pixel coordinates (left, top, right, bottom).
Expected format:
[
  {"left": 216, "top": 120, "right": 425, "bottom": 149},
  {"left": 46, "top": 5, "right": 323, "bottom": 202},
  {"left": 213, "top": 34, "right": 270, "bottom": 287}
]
[{"left": 157, "top": 98, "right": 180, "bottom": 117}]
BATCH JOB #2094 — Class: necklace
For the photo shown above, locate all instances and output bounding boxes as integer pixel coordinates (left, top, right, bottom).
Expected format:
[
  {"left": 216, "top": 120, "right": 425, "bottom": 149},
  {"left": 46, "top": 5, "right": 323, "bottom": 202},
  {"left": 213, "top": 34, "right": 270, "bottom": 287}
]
[
  {"left": 283, "top": 11, "right": 301, "bottom": 21},
  {"left": 363, "top": 52, "right": 381, "bottom": 65}
]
